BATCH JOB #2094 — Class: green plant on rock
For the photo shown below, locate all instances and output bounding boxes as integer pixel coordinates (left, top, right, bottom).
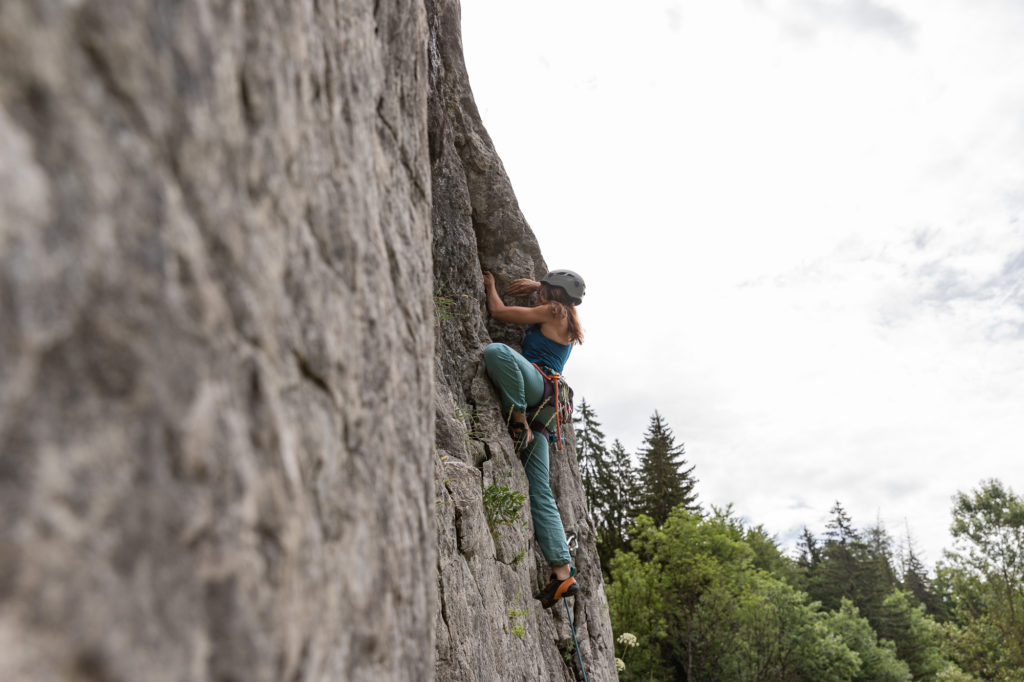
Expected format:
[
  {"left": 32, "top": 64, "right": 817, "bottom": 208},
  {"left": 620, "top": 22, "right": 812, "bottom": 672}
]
[
  {"left": 505, "top": 597, "right": 529, "bottom": 639},
  {"left": 483, "top": 482, "right": 527, "bottom": 538},
  {"left": 558, "top": 640, "right": 575, "bottom": 666},
  {"left": 433, "top": 293, "right": 469, "bottom": 321}
]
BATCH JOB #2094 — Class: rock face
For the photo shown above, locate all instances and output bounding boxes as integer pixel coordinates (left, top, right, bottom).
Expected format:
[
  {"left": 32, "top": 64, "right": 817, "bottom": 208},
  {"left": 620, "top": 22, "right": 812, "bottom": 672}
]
[
  {"left": 1, "top": 1, "right": 434, "bottom": 680},
  {"left": 427, "top": 1, "right": 617, "bottom": 680},
  {"left": 0, "top": 0, "right": 616, "bottom": 680}
]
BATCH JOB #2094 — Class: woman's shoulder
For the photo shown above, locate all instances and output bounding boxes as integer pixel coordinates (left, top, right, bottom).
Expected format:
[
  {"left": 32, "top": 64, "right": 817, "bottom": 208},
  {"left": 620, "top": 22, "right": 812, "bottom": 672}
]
[{"left": 537, "top": 320, "right": 572, "bottom": 347}]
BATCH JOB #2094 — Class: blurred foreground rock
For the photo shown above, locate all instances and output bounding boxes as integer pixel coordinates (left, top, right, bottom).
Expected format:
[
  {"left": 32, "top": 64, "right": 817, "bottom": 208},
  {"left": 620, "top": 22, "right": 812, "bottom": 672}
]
[{"left": 0, "top": 0, "right": 615, "bottom": 680}]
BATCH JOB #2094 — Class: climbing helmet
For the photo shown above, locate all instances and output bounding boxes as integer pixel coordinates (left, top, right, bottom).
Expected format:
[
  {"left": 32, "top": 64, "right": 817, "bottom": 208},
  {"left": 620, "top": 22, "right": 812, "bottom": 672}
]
[{"left": 540, "top": 269, "right": 585, "bottom": 305}]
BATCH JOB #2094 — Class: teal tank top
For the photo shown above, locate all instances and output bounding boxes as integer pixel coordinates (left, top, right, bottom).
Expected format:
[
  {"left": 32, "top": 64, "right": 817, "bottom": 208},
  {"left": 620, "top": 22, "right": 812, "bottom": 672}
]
[{"left": 522, "top": 325, "right": 572, "bottom": 374}]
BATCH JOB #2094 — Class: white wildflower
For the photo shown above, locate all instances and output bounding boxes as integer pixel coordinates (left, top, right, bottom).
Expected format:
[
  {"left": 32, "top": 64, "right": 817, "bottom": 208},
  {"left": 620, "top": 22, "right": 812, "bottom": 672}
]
[
  {"left": 616, "top": 632, "right": 638, "bottom": 648},
  {"left": 615, "top": 657, "right": 626, "bottom": 672}
]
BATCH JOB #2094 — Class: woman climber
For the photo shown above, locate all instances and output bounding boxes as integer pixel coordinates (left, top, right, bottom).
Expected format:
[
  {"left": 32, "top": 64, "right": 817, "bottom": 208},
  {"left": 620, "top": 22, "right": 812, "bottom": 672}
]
[{"left": 481, "top": 268, "right": 586, "bottom": 608}]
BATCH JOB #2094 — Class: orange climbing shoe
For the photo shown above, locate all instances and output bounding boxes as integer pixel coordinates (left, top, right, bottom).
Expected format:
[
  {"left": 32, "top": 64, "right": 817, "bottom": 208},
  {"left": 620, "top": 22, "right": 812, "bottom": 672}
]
[{"left": 534, "top": 573, "right": 579, "bottom": 609}]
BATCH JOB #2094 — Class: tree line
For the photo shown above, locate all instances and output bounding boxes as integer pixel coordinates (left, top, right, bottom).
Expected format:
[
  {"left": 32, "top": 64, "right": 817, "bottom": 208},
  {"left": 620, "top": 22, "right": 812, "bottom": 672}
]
[{"left": 572, "top": 398, "right": 1024, "bottom": 681}]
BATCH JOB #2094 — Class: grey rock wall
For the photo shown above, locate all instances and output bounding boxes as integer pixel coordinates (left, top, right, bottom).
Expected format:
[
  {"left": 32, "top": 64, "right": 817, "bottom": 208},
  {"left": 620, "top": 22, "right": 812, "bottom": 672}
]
[
  {"left": 0, "top": 0, "right": 617, "bottom": 680},
  {"left": 1, "top": 1, "right": 433, "bottom": 680},
  {"left": 427, "top": 1, "right": 618, "bottom": 680}
]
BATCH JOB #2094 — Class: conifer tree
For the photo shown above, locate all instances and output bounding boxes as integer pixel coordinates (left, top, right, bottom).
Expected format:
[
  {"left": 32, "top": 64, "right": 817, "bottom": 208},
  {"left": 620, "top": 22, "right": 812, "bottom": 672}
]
[
  {"left": 807, "top": 504, "right": 900, "bottom": 629},
  {"left": 572, "top": 398, "right": 608, "bottom": 519},
  {"left": 810, "top": 502, "right": 866, "bottom": 612},
  {"left": 596, "top": 438, "right": 638, "bottom": 574},
  {"left": 797, "top": 526, "right": 821, "bottom": 570},
  {"left": 793, "top": 526, "right": 820, "bottom": 592},
  {"left": 899, "top": 529, "right": 943, "bottom": 618},
  {"left": 860, "top": 519, "right": 900, "bottom": 625},
  {"left": 635, "top": 411, "right": 698, "bottom": 526}
]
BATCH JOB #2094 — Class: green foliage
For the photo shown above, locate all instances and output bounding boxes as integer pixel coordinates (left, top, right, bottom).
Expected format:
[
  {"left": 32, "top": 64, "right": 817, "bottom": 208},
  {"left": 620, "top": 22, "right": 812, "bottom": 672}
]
[
  {"left": 606, "top": 549, "right": 669, "bottom": 679},
  {"left": 608, "top": 505, "right": 868, "bottom": 681},
  {"left": 876, "top": 590, "right": 946, "bottom": 680},
  {"left": 593, "top": 417, "right": 1016, "bottom": 682},
  {"left": 900, "top": 532, "right": 946, "bottom": 619},
  {"left": 482, "top": 483, "right": 526, "bottom": 538},
  {"left": 936, "top": 479, "right": 1024, "bottom": 679},
  {"left": 572, "top": 399, "right": 639, "bottom": 576},
  {"left": 596, "top": 438, "right": 639, "bottom": 574},
  {"left": 823, "top": 599, "right": 911, "bottom": 681},
  {"left": 603, "top": 494, "right": 1005, "bottom": 682},
  {"left": 796, "top": 504, "right": 972, "bottom": 679},
  {"left": 803, "top": 504, "right": 900, "bottom": 629},
  {"left": 558, "top": 640, "right": 575, "bottom": 666},
  {"left": 746, "top": 523, "right": 799, "bottom": 582},
  {"left": 937, "top": 619, "right": 1001, "bottom": 681}
]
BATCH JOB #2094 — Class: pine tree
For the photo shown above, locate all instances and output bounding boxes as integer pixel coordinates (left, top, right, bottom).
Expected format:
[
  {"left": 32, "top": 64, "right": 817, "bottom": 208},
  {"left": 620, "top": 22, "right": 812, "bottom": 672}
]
[
  {"left": 797, "top": 526, "right": 821, "bottom": 570},
  {"left": 793, "top": 526, "right": 821, "bottom": 592},
  {"left": 810, "top": 502, "right": 866, "bottom": 612},
  {"left": 596, "top": 438, "right": 638, "bottom": 574},
  {"left": 825, "top": 501, "right": 858, "bottom": 545},
  {"left": 572, "top": 398, "right": 608, "bottom": 519},
  {"left": 899, "top": 529, "right": 944, "bottom": 618},
  {"left": 807, "top": 504, "right": 901, "bottom": 630},
  {"left": 860, "top": 519, "right": 900, "bottom": 626},
  {"left": 635, "top": 411, "right": 698, "bottom": 526}
]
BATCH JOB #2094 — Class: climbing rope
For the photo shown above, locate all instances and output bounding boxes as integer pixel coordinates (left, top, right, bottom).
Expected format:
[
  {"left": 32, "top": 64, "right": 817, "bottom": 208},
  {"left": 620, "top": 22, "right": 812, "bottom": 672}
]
[{"left": 563, "top": 597, "right": 589, "bottom": 682}]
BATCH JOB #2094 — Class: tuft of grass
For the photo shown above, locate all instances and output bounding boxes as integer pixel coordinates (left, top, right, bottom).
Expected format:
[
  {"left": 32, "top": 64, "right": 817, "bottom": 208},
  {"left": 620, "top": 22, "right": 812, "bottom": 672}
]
[
  {"left": 454, "top": 405, "right": 485, "bottom": 441},
  {"left": 433, "top": 293, "right": 470, "bottom": 321}
]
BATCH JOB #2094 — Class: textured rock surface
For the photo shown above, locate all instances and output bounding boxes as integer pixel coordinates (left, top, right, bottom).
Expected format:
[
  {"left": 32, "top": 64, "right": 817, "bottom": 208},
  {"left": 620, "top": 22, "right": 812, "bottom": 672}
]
[
  {"left": 1, "top": 0, "right": 617, "bottom": 680},
  {"left": 428, "top": 1, "right": 617, "bottom": 680},
  {"left": 0, "top": 1, "right": 434, "bottom": 680}
]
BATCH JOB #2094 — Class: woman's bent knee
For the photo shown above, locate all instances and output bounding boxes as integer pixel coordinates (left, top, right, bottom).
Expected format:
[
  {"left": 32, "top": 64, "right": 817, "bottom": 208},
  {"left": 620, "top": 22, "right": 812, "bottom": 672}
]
[
  {"left": 483, "top": 343, "right": 518, "bottom": 378},
  {"left": 483, "top": 343, "right": 510, "bottom": 362}
]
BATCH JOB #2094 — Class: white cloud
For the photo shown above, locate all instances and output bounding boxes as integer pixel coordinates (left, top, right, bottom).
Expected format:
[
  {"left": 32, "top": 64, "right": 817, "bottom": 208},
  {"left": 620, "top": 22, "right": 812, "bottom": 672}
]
[
  {"left": 461, "top": 0, "right": 1024, "bottom": 564},
  {"left": 752, "top": 0, "right": 918, "bottom": 43}
]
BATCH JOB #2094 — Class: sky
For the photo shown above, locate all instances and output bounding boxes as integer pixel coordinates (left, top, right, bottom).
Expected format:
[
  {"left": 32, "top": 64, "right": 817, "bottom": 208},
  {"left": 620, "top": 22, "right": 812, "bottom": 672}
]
[{"left": 459, "top": 0, "right": 1024, "bottom": 568}]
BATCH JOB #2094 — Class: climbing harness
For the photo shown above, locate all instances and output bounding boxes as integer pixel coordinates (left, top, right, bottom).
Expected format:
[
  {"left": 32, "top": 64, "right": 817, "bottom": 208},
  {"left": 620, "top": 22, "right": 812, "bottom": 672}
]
[
  {"left": 563, "top": 597, "right": 589, "bottom": 682},
  {"left": 527, "top": 363, "right": 574, "bottom": 451}
]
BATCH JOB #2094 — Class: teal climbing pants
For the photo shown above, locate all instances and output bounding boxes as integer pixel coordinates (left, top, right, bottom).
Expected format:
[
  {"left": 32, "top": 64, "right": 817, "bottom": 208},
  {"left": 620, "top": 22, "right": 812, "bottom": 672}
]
[{"left": 483, "top": 343, "right": 572, "bottom": 567}]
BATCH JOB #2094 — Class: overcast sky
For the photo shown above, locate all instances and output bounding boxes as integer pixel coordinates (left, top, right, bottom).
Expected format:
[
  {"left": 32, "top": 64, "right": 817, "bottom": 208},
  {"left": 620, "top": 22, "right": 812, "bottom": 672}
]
[{"left": 459, "top": 0, "right": 1024, "bottom": 567}]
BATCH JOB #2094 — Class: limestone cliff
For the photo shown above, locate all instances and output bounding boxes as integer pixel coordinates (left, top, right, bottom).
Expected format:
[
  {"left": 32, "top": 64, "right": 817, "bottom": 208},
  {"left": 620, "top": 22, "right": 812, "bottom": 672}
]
[
  {"left": 0, "top": 0, "right": 616, "bottom": 680},
  {"left": 427, "top": 0, "right": 617, "bottom": 680}
]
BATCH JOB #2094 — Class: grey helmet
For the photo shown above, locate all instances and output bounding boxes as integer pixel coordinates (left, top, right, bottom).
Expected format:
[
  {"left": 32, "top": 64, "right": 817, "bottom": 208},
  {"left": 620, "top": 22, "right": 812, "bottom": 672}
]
[{"left": 541, "top": 269, "right": 586, "bottom": 305}]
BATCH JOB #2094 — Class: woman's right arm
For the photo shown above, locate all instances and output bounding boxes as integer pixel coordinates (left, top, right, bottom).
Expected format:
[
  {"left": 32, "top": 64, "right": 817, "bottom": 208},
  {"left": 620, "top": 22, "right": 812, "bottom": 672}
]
[{"left": 483, "top": 272, "right": 553, "bottom": 325}]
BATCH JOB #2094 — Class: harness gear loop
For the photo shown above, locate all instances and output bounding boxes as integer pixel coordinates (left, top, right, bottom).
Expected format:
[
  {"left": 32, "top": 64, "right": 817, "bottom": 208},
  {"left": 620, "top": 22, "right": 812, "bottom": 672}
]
[{"left": 529, "top": 363, "right": 571, "bottom": 451}]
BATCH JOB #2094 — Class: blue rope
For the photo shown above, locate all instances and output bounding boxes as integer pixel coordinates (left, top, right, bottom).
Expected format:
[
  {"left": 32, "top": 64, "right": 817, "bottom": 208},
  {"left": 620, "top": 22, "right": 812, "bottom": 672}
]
[{"left": 563, "top": 597, "right": 589, "bottom": 682}]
